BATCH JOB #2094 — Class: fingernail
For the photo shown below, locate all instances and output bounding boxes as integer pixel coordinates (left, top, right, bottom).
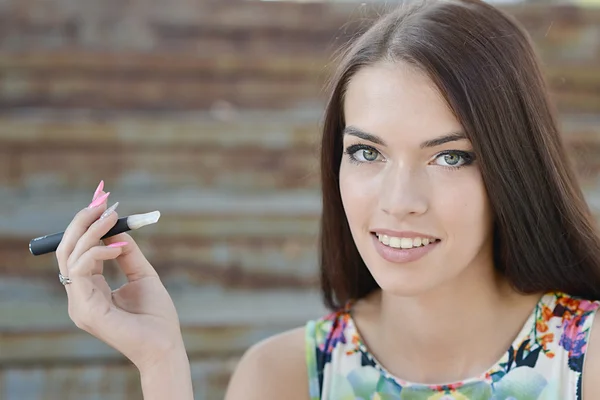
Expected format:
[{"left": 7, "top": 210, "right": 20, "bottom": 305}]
[
  {"left": 100, "top": 202, "right": 119, "bottom": 220},
  {"left": 88, "top": 192, "right": 110, "bottom": 208},
  {"left": 107, "top": 241, "right": 128, "bottom": 248},
  {"left": 92, "top": 180, "right": 104, "bottom": 201}
]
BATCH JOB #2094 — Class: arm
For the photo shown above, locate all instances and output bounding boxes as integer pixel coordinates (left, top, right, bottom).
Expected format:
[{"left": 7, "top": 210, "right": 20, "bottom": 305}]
[
  {"left": 583, "top": 310, "right": 600, "bottom": 398},
  {"left": 225, "top": 327, "right": 309, "bottom": 400},
  {"left": 139, "top": 343, "right": 194, "bottom": 400}
]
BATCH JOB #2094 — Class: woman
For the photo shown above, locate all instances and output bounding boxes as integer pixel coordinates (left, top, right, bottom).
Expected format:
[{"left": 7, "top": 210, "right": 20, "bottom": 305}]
[{"left": 55, "top": 0, "right": 600, "bottom": 398}]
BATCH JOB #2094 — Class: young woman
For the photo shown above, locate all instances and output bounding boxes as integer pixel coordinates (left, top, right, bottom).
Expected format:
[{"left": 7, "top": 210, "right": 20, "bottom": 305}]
[{"left": 55, "top": 0, "right": 600, "bottom": 398}]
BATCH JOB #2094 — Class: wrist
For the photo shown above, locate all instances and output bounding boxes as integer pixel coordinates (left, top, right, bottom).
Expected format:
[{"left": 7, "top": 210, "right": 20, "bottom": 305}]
[
  {"left": 139, "top": 344, "right": 194, "bottom": 400},
  {"left": 137, "top": 335, "right": 187, "bottom": 371}
]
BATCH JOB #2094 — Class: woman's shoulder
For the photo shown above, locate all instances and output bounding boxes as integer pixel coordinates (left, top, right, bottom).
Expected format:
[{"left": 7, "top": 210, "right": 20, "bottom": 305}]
[
  {"left": 535, "top": 292, "right": 600, "bottom": 398},
  {"left": 541, "top": 291, "right": 600, "bottom": 314},
  {"left": 539, "top": 292, "right": 600, "bottom": 340},
  {"left": 550, "top": 293, "right": 600, "bottom": 397},
  {"left": 534, "top": 291, "right": 600, "bottom": 358},
  {"left": 224, "top": 326, "right": 309, "bottom": 400},
  {"left": 225, "top": 308, "right": 349, "bottom": 400},
  {"left": 306, "top": 305, "right": 351, "bottom": 341},
  {"left": 584, "top": 307, "right": 600, "bottom": 398}
]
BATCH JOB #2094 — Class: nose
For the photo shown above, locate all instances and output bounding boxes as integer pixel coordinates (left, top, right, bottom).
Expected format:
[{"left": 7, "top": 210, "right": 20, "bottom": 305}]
[{"left": 378, "top": 164, "right": 428, "bottom": 218}]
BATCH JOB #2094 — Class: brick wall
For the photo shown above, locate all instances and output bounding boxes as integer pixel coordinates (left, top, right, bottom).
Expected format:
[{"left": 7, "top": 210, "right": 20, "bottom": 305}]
[{"left": 0, "top": 1, "right": 599, "bottom": 399}]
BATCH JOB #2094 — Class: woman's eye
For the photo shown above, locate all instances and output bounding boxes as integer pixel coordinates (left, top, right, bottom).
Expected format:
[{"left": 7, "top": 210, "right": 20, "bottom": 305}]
[
  {"left": 442, "top": 153, "right": 462, "bottom": 166},
  {"left": 360, "top": 149, "right": 379, "bottom": 162},
  {"left": 345, "top": 144, "right": 382, "bottom": 163},
  {"left": 433, "top": 151, "right": 473, "bottom": 168},
  {"left": 345, "top": 145, "right": 382, "bottom": 163}
]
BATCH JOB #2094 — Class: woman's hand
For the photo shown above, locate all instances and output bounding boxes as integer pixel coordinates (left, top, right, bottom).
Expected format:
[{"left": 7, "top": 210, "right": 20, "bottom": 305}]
[{"left": 55, "top": 181, "right": 186, "bottom": 371}]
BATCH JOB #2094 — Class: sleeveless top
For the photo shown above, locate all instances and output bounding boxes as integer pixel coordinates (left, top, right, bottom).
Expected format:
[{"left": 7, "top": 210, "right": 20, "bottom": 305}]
[{"left": 305, "top": 292, "right": 600, "bottom": 400}]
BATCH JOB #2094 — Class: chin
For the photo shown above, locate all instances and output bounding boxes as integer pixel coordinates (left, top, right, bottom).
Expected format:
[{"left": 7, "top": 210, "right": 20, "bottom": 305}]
[
  {"left": 379, "top": 277, "right": 442, "bottom": 298},
  {"left": 365, "top": 260, "right": 442, "bottom": 298}
]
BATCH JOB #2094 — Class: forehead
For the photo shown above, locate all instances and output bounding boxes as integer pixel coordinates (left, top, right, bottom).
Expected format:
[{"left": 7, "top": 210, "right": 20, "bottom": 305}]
[{"left": 343, "top": 62, "right": 463, "bottom": 142}]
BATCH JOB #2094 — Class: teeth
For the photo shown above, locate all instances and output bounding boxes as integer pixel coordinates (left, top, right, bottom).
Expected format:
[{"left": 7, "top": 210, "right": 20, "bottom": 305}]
[
  {"left": 400, "top": 238, "right": 413, "bottom": 249},
  {"left": 376, "top": 234, "right": 436, "bottom": 249}
]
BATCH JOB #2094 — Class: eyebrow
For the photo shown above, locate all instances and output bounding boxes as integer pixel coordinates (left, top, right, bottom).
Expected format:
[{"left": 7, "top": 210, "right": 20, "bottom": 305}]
[{"left": 343, "top": 126, "right": 467, "bottom": 149}]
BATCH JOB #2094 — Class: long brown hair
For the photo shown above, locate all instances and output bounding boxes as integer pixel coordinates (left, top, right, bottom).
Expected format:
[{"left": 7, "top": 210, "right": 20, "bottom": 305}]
[{"left": 319, "top": 0, "right": 600, "bottom": 310}]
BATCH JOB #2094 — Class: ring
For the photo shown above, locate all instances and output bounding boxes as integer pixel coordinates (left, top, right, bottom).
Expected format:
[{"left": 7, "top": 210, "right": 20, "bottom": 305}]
[{"left": 59, "top": 273, "right": 72, "bottom": 285}]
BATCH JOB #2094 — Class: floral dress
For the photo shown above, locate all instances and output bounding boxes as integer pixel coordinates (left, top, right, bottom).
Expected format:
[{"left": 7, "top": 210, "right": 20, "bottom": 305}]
[{"left": 305, "top": 292, "right": 599, "bottom": 400}]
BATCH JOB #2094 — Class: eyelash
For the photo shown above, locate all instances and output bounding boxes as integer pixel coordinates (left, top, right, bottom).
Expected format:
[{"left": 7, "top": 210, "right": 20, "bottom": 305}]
[{"left": 343, "top": 144, "right": 476, "bottom": 170}]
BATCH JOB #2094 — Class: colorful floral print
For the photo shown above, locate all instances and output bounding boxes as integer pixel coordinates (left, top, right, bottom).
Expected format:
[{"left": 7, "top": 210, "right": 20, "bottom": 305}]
[{"left": 305, "top": 292, "right": 599, "bottom": 400}]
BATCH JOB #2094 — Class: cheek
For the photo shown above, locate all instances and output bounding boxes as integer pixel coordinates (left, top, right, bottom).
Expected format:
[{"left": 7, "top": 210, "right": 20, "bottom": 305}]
[
  {"left": 339, "top": 163, "right": 381, "bottom": 227},
  {"left": 433, "top": 170, "right": 492, "bottom": 238}
]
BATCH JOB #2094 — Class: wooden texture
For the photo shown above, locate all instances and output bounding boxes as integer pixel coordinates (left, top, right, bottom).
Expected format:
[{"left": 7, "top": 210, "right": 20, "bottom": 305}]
[{"left": 0, "top": 0, "right": 599, "bottom": 398}]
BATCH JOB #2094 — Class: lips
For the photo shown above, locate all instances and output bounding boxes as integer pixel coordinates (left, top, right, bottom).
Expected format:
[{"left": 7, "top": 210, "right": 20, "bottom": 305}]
[
  {"left": 370, "top": 232, "right": 441, "bottom": 263},
  {"left": 375, "top": 233, "right": 440, "bottom": 249}
]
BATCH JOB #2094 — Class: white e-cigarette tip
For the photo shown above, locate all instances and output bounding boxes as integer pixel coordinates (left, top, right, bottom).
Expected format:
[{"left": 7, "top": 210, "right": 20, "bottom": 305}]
[{"left": 127, "top": 211, "right": 161, "bottom": 230}]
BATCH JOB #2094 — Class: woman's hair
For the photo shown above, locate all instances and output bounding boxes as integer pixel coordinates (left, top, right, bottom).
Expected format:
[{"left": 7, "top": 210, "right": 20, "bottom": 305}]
[{"left": 318, "top": 0, "right": 600, "bottom": 310}]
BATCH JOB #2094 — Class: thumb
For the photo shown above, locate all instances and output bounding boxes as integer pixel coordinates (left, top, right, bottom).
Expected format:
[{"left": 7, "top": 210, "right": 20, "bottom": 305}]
[{"left": 103, "top": 233, "right": 158, "bottom": 282}]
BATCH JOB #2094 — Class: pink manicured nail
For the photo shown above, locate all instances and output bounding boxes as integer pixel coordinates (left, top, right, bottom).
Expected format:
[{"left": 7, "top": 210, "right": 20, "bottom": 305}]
[
  {"left": 107, "top": 242, "right": 128, "bottom": 248},
  {"left": 88, "top": 192, "right": 110, "bottom": 208},
  {"left": 92, "top": 180, "right": 104, "bottom": 201}
]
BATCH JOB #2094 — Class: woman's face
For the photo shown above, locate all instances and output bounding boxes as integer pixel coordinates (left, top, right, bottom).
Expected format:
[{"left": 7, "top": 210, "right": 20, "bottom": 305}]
[{"left": 339, "top": 62, "right": 494, "bottom": 296}]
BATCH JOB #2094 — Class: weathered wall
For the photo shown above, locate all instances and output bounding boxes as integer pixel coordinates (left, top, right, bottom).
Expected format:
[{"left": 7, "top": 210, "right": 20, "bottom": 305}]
[{"left": 0, "top": 0, "right": 599, "bottom": 398}]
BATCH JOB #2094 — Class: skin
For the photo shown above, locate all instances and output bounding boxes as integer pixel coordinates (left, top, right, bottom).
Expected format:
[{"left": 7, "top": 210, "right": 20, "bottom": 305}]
[
  {"left": 60, "top": 62, "right": 600, "bottom": 399},
  {"left": 340, "top": 61, "right": 496, "bottom": 300},
  {"left": 337, "top": 61, "right": 541, "bottom": 383}
]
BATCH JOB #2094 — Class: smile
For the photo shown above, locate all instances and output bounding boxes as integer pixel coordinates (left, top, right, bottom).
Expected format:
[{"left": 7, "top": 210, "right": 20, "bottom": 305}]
[
  {"left": 371, "top": 232, "right": 441, "bottom": 263},
  {"left": 375, "top": 233, "right": 440, "bottom": 249}
]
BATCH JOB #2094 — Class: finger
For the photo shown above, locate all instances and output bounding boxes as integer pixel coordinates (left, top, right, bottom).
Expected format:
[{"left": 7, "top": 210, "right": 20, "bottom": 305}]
[
  {"left": 65, "top": 245, "right": 128, "bottom": 335},
  {"left": 67, "top": 202, "right": 120, "bottom": 270},
  {"left": 69, "top": 243, "right": 127, "bottom": 278},
  {"left": 56, "top": 187, "right": 111, "bottom": 275},
  {"left": 69, "top": 285, "right": 133, "bottom": 353},
  {"left": 103, "top": 233, "right": 159, "bottom": 282},
  {"left": 65, "top": 244, "right": 126, "bottom": 328}
]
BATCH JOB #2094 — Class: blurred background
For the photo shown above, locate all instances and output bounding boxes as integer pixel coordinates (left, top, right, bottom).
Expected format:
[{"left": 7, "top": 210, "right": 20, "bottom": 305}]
[{"left": 0, "top": 0, "right": 599, "bottom": 398}]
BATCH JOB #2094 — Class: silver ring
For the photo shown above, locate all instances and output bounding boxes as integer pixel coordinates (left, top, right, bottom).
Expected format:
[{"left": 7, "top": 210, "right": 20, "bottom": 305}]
[{"left": 59, "top": 273, "right": 72, "bottom": 285}]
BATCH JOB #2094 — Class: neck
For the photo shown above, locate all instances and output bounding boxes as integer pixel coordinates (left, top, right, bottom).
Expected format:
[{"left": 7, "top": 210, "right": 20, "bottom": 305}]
[{"left": 353, "top": 261, "right": 542, "bottom": 384}]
